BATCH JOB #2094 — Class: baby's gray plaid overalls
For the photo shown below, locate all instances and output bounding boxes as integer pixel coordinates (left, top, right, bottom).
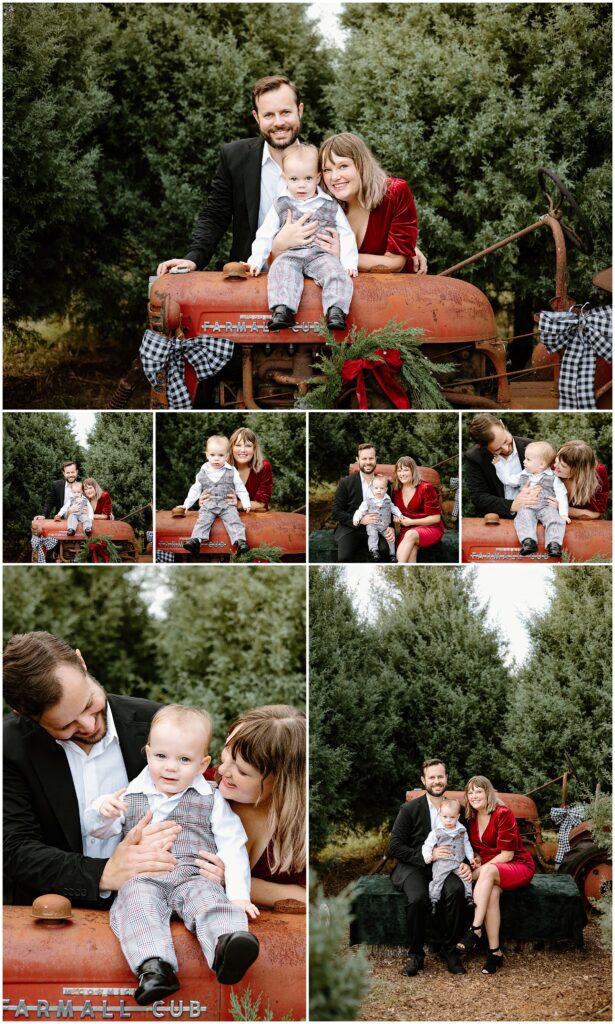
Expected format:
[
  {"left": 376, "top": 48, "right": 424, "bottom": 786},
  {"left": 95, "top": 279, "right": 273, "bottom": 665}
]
[
  {"left": 514, "top": 471, "right": 566, "bottom": 547},
  {"left": 268, "top": 195, "right": 353, "bottom": 315},
  {"left": 66, "top": 495, "right": 92, "bottom": 534},
  {"left": 191, "top": 466, "right": 246, "bottom": 546},
  {"left": 428, "top": 827, "right": 473, "bottom": 904},
  {"left": 109, "top": 788, "right": 248, "bottom": 973},
  {"left": 363, "top": 495, "right": 397, "bottom": 558}
]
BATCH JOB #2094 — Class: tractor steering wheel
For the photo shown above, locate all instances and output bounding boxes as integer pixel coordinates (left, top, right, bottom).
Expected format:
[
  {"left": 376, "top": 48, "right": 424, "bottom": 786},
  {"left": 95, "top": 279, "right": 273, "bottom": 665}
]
[{"left": 537, "top": 167, "right": 594, "bottom": 255}]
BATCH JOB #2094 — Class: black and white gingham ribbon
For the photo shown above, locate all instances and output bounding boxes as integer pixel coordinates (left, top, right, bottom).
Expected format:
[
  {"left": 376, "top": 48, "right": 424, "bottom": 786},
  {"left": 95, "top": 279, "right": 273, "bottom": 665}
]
[
  {"left": 140, "top": 330, "right": 235, "bottom": 410},
  {"left": 551, "top": 804, "right": 585, "bottom": 863},
  {"left": 449, "top": 477, "right": 460, "bottom": 521},
  {"left": 31, "top": 535, "right": 59, "bottom": 563},
  {"left": 156, "top": 551, "right": 176, "bottom": 563},
  {"left": 539, "top": 306, "right": 612, "bottom": 409}
]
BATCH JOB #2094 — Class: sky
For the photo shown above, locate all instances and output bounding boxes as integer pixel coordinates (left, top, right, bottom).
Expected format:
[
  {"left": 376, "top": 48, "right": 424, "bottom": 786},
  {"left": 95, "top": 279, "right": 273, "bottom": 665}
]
[
  {"left": 308, "top": 2, "right": 346, "bottom": 47},
  {"left": 70, "top": 412, "right": 96, "bottom": 447},
  {"left": 343, "top": 564, "right": 554, "bottom": 667}
]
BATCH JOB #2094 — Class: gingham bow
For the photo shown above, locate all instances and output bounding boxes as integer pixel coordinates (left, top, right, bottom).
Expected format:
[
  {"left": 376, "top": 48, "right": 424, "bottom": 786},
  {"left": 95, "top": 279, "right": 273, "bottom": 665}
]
[
  {"left": 156, "top": 551, "right": 177, "bottom": 563},
  {"left": 551, "top": 804, "right": 585, "bottom": 863},
  {"left": 539, "top": 306, "right": 612, "bottom": 409},
  {"left": 30, "top": 535, "right": 58, "bottom": 563},
  {"left": 140, "top": 330, "right": 234, "bottom": 410}
]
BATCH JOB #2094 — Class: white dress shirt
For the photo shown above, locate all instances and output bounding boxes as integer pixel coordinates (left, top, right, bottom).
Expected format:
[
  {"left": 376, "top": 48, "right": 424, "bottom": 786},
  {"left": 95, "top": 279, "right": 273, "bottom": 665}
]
[
  {"left": 57, "top": 703, "right": 128, "bottom": 861},
  {"left": 422, "top": 818, "right": 474, "bottom": 863},
  {"left": 248, "top": 185, "right": 359, "bottom": 271},
  {"left": 183, "top": 462, "right": 251, "bottom": 511},
  {"left": 492, "top": 441, "right": 523, "bottom": 500},
  {"left": 85, "top": 766, "right": 251, "bottom": 901},
  {"left": 258, "top": 143, "right": 285, "bottom": 234}
]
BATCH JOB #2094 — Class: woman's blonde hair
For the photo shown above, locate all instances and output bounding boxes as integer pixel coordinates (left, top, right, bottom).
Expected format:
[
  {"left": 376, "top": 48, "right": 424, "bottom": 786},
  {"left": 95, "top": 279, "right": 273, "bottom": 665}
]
[
  {"left": 82, "top": 478, "right": 102, "bottom": 506},
  {"left": 227, "top": 428, "right": 264, "bottom": 474},
  {"left": 319, "top": 132, "right": 389, "bottom": 211},
  {"left": 555, "top": 441, "right": 601, "bottom": 508},
  {"left": 392, "top": 456, "right": 421, "bottom": 490},
  {"left": 464, "top": 775, "right": 504, "bottom": 819},
  {"left": 226, "top": 705, "right": 306, "bottom": 875}
]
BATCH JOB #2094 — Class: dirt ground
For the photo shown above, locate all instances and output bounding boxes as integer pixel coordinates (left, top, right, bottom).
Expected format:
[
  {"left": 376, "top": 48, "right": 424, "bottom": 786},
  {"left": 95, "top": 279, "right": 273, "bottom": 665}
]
[
  {"left": 3, "top": 350, "right": 150, "bottom": 409},
  {"left": 350, "top": 922, "right": 611, "bottom": 1021},
  {"left": 317, "top": 848, "right": 612, "bottom": 1023}
]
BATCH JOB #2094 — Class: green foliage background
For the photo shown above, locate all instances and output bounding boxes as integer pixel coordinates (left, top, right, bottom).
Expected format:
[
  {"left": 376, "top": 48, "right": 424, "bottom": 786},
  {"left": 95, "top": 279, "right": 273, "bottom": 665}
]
[
  {"left": 3, "top": 566, "right": 306, "bottom": 748},
  {"left": 4, "top": 3, "right": 611, "bottom": 343},
  {"left": 156, "top": 412, "right": 305, "bottom": 511},
  {"left": 460, "top": 411, "right": 612, "bottom": 516},
  {"left": 309, "top": 565, "right": 612, "bottom": 852},
  {"left": 3, "top": 413, "right": 153, "bottom": 560},
  {"left": 309, "top": 411, "right": 459, "bottom": 486}
]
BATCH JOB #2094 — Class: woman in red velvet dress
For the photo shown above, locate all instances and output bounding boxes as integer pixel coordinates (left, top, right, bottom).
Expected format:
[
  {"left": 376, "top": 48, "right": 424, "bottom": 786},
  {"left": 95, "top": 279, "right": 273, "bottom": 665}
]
[
  {"left": 457, "top": 776, "right": 535, "bottom": 974},
  {"left": 227, "top": 427, "right": 273, "bottom": 511},
  {"left": 391, "top": 456, "right": 444, "bottom": 563},
  {"left": 318, "top": 132, "right": 427, "bottom": 274},
  {"left": 197, "top": 706, "right": 306, "bottom": 907},
  {"left": 82, "top": 478, "right": 113, "bottom": 519},
  {"left": 551, "top": 440, "right": 610, "bottom": 519}
]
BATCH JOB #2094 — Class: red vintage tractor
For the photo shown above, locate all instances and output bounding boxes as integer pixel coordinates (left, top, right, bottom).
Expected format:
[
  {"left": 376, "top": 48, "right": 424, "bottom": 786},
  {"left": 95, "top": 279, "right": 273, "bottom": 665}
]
[
  {"left": 155, "top": 508, "right": 306, "bottom": 562},
  {"left": 142, "top": 169, "right": 610, "bottom": 411},
  {"left": 30, "top": 520, "right": 147, "bottom": 563},
  {"left": 461, "top": 512, "right": 612, "bottom": 563}
]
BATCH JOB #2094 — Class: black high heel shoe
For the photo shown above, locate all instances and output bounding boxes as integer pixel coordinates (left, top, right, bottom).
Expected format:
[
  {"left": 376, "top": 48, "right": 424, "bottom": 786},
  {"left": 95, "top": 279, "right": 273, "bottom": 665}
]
[
  {"left": 456, "top": 924, "right": 482, "bottom": 951},
  {"left": 482, "top": 947, "right": 504, "bottom": 974}
]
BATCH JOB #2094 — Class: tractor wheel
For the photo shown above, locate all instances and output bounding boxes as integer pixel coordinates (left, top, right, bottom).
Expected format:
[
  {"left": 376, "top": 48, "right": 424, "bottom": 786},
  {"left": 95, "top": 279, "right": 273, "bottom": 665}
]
[
  {"left": 537, "top": 167, "right": 594, "bottom": 255},
  {"left": 559, "top": 841, "right": 610, "bottom": 904}
]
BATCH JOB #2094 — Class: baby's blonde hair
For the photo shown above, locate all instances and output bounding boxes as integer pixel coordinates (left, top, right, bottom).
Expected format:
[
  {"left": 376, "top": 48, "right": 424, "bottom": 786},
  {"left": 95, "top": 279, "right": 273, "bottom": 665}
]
[
  {"left": 282, "top": 143, "right": 319, "bottom": 171},
  {"left": 205, "top": 434, "right": 230, "bottom": 455},
  {"left": 149, "top": 704, "right": 212, "bottom": 754},
  {"left": 525, "top": 441, "right": 556, "bottom": 468},
  {"left": 440, "top": 798, "right": 461, "bottom": 815}
]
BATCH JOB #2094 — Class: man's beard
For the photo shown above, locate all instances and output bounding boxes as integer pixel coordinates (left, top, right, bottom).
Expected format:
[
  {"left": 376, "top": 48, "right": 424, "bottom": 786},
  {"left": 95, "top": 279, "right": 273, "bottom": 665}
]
[
  {"left": 261, "top": 125, "right": 301, "bottom": 150},
  {"left": 73, "top": 697, "right": 108, "bottom": 747}
]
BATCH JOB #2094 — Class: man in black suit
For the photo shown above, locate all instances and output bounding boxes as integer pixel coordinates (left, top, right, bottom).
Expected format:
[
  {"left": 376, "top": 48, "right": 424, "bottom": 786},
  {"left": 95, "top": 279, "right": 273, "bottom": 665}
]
[
  {"left": 332, "top": 443, "right": 395, "bottom": 562},
  {"left": 31, "top": 460, "right": 80, "bottom": 529},
  {"left": 463, "top": 414, "right": 540, "bottom": 517},
  {"left": 156, "top": 75, "right": 318, "bottom": 276},
  {"left": 3, "top": 631, "right": 180, "bottom": 907},
  {"left": 389, "top": 759, "right": 470, "bottom": 976}
]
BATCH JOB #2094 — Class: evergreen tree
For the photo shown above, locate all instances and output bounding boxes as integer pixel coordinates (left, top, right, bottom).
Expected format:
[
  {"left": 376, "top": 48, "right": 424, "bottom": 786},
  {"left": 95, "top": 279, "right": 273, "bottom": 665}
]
[
  {"left": 3, "top": 567, "right": 157, "bottom": 698},
  {"left": 333, "top": 4, "right": 611, "bottom": 311},
  {"left": 156, "top": 412, "right": 305, "bottom": 512},
  {"left": 154, "top": 567, "right": 305, "bottom": 744},
  {"left": 504, "top": 567, "right": 612, "bottom": 799},
  {"left": 309, "top": 879, "right": 370, "bottom": 1021},
  {"left": 3, "top": 413, "right": 84, "bottom": 561},
  {"left": 84, "top": 413, "right": 153, "bottom": 537}
]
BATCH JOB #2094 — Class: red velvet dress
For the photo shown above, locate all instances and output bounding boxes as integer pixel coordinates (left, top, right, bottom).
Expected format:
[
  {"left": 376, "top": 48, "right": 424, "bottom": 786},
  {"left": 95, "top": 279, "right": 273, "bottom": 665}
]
[
  {"left": 94, "top": 491, "right": 113, "bottom": 518},
  {"left": 569, "top": 463, "right": 609, "bottom": 515},
  {"left": 468, "top": 805, "right": 535, "bottom": 890},
  {"left": 360, "top": 178, "right": 418, "bottom": 273},
  {"left": 242, "top": 460, "right": 273, "bottom": 508},
  {"left": 393, "top": 481, "right": 445, "bottom": 547},
  {"left": 251, "top": 842, "right": 306, "bottom": 888}
]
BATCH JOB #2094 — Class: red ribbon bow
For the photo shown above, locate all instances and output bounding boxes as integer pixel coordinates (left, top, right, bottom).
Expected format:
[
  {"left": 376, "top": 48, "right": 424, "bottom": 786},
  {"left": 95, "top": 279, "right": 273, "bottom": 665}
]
[
  {"left": 340, "top": 348, "right": 411, "bottom": 409},
  {"left": 89, "top": 540, "right": 110, "bottom": 563}
]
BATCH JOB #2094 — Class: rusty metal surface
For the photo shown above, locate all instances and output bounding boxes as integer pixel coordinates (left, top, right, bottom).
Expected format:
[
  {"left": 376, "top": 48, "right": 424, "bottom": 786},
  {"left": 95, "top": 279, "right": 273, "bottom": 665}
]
[
  {"left": 37, "top": 520, "right": 136, "bottom": 542},
  {"left": 461, "top": 518, "right": 612, "bottom": 563},
  {"left": 156, "top": 510, "right": 306, "bottom": 557},
  {"left": 3, "top": 906, "right": 305, "bottom": 1021},
  {"left": 149, "top": 272, "right": 498, "bottom": 346}
]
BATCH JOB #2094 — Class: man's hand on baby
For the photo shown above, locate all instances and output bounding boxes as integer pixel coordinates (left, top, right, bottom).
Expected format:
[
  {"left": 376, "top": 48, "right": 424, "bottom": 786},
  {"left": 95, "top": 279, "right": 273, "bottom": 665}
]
[
  {"left": 194, "top": 849, "right": 225, "bottom": 884},
  {"left": 360, "top": 513, "right": 381, "bottom": 526},
  {"left": 431, "top": 845, "right": 453, "bottom": 860},
  {"left": 232, "top": 898, "right": 260, "bottom": 919},
  {"left": 99, "top": 811, "right": 177, "bottom": 891},
  {"left": 141, "top": 817, "right": 182, "bottom": 851},
  {"left": 100, "top": 787, "right": 128, "bottom": 818},
  {"left": 277, "top": 209, "right": 318, "bottom": 249}
]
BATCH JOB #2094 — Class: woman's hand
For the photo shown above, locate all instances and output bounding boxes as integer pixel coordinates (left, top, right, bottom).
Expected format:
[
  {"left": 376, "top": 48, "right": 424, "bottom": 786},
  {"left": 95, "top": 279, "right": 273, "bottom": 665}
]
[
  {"left": 316, "top": 227, "right": 341, "bottom": 259},
  {"left": 198, "top": 490, "right": 210, "bottom": 507},
  {"left": 272, "top": 210, "right": 318, "bottom": 256},
  {"left": 226, "top": 491, "right": 239, "bottom": 507},
  {"left": 413, "top": 245, "right": 428, "bottom": 274},
  {"left": 194, "top": 849, "right": 226, "bottom": 884}
]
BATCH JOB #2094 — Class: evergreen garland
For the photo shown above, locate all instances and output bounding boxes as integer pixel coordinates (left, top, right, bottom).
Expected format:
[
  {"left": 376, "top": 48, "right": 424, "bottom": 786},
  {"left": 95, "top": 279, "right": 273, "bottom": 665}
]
[
  {"left": 301, "top": 321, "right": 455, "bottom": 410},
  {"left": 73, "top": 533, "right": 123, "bottom": 563},
  {"left": 231, "top": 543, "right": 285, "bottom": 564}
]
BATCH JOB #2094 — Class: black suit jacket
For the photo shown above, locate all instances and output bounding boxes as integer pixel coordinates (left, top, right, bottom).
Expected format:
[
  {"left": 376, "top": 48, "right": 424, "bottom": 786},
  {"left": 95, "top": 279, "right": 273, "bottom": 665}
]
[
  {"left": 3, "top": 693, "right": 161, "bottom": 907},
  {"left": 463, "top": 436, "right": 533, "bottom": 518},
  {"left": 332, "top": 474, "right": 367, "bottom": 541},
  {"left": 389, "top": 795, "right": 434, "bottom": 886},
  {"left": 41, "top": 479, "right": 75, "bottom": 519},
  {"left": 184, "top": 137, "right": 266, "bottom": 270}
]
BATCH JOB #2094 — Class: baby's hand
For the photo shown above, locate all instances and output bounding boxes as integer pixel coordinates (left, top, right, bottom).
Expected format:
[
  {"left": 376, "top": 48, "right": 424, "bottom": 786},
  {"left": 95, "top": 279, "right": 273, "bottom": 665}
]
[
  {"left": 491, "top": 454, "right": 501, "bottom": 464},
  {"left": 248, "top": 264, "right": 260, "bottom": 277},
  {"left": 470, "top": 856, "right": 481, "bottom": 869},
  {"left": 347, "top": 267, "right": 358, "bottom": 278},
  {"left": 565, "top": 516, "right": 571, "bottom": 524},
  {"left": 100, "top": 787, "right": 128, "bottom": 819},
  {"left": 54, "top": 514, "right": 62, "bottom": 521},
  {"left": 232, "top": 898, "right": 260, "bottom": 919},
  {"left": 243, "top": 506, "right": 251, "bottom": 514}
]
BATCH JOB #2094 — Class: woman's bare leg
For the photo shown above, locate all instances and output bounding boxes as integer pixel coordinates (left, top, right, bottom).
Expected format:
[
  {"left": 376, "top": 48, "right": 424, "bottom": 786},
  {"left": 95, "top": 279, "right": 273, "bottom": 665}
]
[
  {"left": 471, "top": 862, "right": 500, "bottom": 928},
  {"left": 397, "top": 530, "right": 420, "bottom": 564},
  {"left": 483, "top": 883, "right": 502, "bottom": 952}
]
